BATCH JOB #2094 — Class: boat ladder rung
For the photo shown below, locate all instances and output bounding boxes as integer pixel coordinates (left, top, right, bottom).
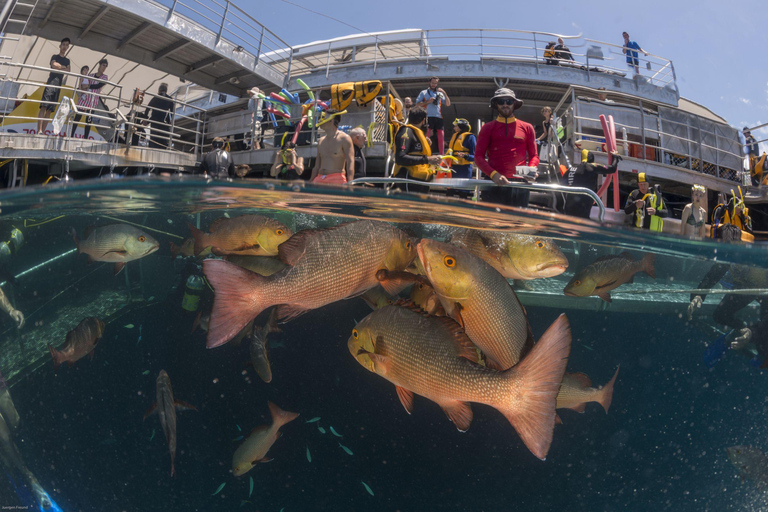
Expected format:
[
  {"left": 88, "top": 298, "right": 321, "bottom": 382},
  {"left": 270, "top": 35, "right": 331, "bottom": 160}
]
[
  {"left": 14, "top": 2, "right": 36, "bottom": 7},
  {"left": 0, "top": 36, "right": 20, "bottom": 41},
  {"left": 5, "top": 19, "right": 27, "bottom": 24}
]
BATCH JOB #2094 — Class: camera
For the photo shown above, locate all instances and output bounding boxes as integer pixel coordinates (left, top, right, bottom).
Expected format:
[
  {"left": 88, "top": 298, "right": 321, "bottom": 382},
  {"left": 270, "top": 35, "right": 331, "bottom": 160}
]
[{"left": 432, "top": 94, "right": 440, "bottom": 106}]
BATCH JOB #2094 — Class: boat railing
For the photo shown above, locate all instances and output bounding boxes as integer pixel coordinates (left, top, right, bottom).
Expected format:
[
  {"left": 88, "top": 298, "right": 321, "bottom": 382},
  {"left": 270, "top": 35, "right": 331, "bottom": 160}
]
[
  {"left": 350, "top": 177, "right": 607, "bottom": 223},
  {"left": 0, "top": 62, "right": 208, "bottom": 158},
  {"left": 276, "top": 28, "right": 676, "bottom": 90},
  {"left": 148, "top": 0, "right": 292, "bottom": 74},
  {"left": 554, "top": 85, "right": 743, "bottom": 184}
]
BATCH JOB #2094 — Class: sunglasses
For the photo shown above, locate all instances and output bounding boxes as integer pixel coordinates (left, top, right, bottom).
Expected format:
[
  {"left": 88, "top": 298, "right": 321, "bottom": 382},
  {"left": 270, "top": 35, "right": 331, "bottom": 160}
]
[{"left": 495, "top": 98, "right": 516, "bottom": 106}]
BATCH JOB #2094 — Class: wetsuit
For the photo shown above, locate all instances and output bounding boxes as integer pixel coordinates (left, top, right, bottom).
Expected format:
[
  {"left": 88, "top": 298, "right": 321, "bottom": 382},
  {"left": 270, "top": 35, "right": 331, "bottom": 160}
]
[
  {"left": 394, "top": 124, "right": 431, "bottom": 194},
  {"left": 353, "top": 145, "right": 366, "bottom": 179},
  {"left": 564, "top": 158, "right": 619, "bottom": 219},
  {"left": 693, "top": 263, "right": 768, "bottom": 330},
  {"left": 199, "top": 148, "right": 235, "bottom": 178},
  {"left": 475, "top": 116, "right": 539, "bottom": 207},
  {"left": 143, "top": 93, "right": 175, "bottom": 149}
]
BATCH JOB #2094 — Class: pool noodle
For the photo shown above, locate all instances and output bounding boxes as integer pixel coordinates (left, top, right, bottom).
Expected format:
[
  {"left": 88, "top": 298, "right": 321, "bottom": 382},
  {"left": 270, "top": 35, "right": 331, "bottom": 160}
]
[
  {"left": 297, "top": 79, "right": 315, "bottom": 101},
  {"left": 291, "top": 116, "right": 307, "bottom": 145},
  {"left": 269, "top": 93, "right": 291, "bottom": 105},
  {"left": 268, "top": 112, "right": 278, "bottom": 127},
  {"left": 281, "top": 88, "right": 300, "bottom": 104},
  {"left": 597, "top": 115, "right": 620, "bottom": 211}
]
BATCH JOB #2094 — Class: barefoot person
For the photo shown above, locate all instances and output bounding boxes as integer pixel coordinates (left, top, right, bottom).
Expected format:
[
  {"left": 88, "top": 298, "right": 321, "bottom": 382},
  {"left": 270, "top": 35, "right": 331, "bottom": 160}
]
[{"left": 310, "top": 109, "right": 354, "bottom": 184}]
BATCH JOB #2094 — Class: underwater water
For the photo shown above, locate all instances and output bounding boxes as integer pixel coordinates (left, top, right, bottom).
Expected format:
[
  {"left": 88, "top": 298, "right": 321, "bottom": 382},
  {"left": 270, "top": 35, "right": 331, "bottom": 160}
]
[{"left": 0, "top": 177, "right": 766, "bottom": 512}]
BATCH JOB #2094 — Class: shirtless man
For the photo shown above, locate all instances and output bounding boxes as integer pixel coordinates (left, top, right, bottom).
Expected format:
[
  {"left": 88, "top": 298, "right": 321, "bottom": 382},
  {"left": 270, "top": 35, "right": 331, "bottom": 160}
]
[{"left": 310, "top": 109, "right": 354, "bottom": 184}]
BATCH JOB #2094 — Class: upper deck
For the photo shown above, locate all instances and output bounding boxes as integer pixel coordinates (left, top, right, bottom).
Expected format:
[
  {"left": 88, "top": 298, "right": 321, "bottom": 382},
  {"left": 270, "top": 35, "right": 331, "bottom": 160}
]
[{"left": 0, "top": 0, "right": 749, "bottom": 197}]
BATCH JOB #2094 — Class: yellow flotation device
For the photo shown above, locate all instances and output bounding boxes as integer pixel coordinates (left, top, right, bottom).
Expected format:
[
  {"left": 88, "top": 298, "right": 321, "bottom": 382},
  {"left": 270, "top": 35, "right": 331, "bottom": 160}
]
[
  {"left": 634, "top": 191, "right": 664, "bottom": 231},
  {"left": 754, "top": 153, "right": 767, "bottom": 184},
  {"left": 393, "top": 124, "right": 434, "bottom": 181},
  {"left": 330, "top": 81, "right": 383, "bottom": 110},
  {"left": 448, "top": 132, "right": 472, "bottom": 166}
]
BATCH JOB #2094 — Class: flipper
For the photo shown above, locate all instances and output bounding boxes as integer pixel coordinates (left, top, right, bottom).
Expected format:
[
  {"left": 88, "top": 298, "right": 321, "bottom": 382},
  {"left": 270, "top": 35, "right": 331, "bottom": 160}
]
[{"left": 704, "top": 331, "right": 730, "bottom": 368}]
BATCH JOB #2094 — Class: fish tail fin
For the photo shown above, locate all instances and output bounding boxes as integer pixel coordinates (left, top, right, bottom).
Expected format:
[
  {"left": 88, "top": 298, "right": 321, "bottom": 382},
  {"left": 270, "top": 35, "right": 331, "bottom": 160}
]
[
  {"left": 47, "top": 344, "right": 63, "bottom": 371},
  {"left": 499, "top": 314, "right": 571, "bottom": 461},
  {"left": 171, "top": 461, "right": 175, "bottom": 478},
  {"left": 202, "top": 259, "right": 267, "bottom": 348},
  {"left": 268, "top": 401, "right": 299, "bottom": 428},
  {"left": 188, "top": 223, "right": 207, "bottom": 256},
  {"left": 598, "top": 365, "right": 620, "bottom": 414},
  {"left": 69, "top": 227, "right": 80, "bottom": 253},
  {"left": 641, "top": 253, "right": 656, "bottom": 279}
]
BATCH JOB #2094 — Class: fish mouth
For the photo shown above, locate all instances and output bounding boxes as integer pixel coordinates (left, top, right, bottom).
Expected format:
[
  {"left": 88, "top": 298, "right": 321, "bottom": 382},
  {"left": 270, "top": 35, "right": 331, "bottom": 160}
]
[
  {"left": 535, "top": 262, "right": 568, "bottom": 277},
  {"left": 415, "top": 242, "right": 431, "bottom": 275},
  {"left": 563, "top": 290, "right": 578, "bottom": 297}
]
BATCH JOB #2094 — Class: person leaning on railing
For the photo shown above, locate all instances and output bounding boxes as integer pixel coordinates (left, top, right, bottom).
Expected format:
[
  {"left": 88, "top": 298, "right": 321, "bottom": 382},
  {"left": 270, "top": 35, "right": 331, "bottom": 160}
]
[
  {"left": 474, "top": 88, "right": 539, "bottom": 208},
  {"left": 141, "top": 82, "right": 175, "bottom": 150},
  {"left": 37, "top": 37, "right": 71, "bottom": 136},
  {"left": 70, "top": 59, "right": 109, "bottom": 140}
]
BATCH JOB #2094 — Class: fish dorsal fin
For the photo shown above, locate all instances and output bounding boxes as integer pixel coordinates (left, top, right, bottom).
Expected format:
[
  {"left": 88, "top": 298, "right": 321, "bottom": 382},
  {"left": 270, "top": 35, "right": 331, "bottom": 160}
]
[
  {"left": 395, "top": 386, "right": 415, "bottom": 415},
  {"left": 433, "top": 315, "right": 483, "bottom": 364},
  {"left": 208, "top": 217, "right": 227, "bottom": 233},
  {"left": 392, "top": 298, "right": 431, "bottom": 316},
  {"left": 440, "top": 400, "right": 473, "bottom": 432},
  {"left": 589, "top": 254, "right": 626, "bottom": 265},
  {"left": 618, "top": 251, "right": 635, "bottom": 260},
  {"left": 566, "top": 372, "right": 592, "bottom": 389},
  {"left": 174, "top": 399, "right": 198, "bottom": 412}
]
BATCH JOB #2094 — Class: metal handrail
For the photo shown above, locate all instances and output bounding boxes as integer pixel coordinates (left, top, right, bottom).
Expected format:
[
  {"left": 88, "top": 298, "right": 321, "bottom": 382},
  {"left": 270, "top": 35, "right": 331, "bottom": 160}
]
[{"left": 349, "top": 178, "right": 607, "bottom": 222}]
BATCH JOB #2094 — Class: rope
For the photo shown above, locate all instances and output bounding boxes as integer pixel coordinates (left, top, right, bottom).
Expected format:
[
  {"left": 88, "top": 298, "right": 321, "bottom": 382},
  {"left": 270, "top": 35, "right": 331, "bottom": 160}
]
[
  {"left": 621, "top": 288, "right": 768, "bottom": 296},
  {"left": 23, "top": 215, "right": 65, "bottom": 228},
  {"left": 100, "top": 214, "right": 184, "bottom": 239}
]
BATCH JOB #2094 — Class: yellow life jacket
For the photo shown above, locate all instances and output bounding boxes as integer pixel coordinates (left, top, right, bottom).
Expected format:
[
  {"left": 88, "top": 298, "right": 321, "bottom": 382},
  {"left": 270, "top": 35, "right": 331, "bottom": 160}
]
[
  {"left": 448, "top": 132, "right": 472, "bottom": 166},
  {"left": 755, "top": 153, "right": 767, "bottom": 182},
  {"left": 354, "top": 81, "right": 382, "bottom": 107},
  {"left": 378, "top": 95, "right": 404, "bottom": 125},
  {"left": 393, "top": 124, "right": 434, "bottom": 181},
  {"left": 543, "top": 43, "right": 556, "bottom": 59},
  {"left": 635, "top": 192, "right": 664, "bottom": 231}
]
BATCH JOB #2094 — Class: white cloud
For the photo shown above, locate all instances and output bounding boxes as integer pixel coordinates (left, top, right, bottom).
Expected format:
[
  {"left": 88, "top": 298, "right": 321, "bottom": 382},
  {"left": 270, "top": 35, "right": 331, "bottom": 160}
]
[{"left": 739, "top": 98, "right": 752, "bottom": 105}]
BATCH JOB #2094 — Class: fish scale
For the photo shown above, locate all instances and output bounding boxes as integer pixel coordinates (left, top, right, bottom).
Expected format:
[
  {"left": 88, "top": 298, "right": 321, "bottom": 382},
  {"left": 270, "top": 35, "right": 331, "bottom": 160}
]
[
  {"left": 420, "top": 240, "right": 532, "bottom": 369},
  {"left": 349, "top": 305, "right": 571, "bottom": 460},
  {"left": 203, "top": 220, "right": 415, "bottom": 348}
]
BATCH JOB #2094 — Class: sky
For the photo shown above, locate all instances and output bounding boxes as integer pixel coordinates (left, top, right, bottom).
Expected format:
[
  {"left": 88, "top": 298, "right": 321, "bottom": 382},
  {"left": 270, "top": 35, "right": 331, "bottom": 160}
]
[{"left": 242, "top": 0, "right": 768, "bottom": 153}]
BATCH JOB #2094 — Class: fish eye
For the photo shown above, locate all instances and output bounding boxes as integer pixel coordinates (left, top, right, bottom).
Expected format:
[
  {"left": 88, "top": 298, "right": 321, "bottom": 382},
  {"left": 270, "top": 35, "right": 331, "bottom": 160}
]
[
  {"left": 535, "top": 240, "right": 545, "bottom": 248},
  {"left": 405, "top": 240, "right": 412, "bottom": 249},
  {"left": 417, "top": 283, "right": 424, "bottom": 290},
  {"left": 352, "top": 329, "right": 359, "bottom": 339},
  {"left": 138, "top": 236, "right": 146, "bottom": 242},
  {"left": 276, "top": 229, "right": 284, "bottom": 236},
  {"left": 443, "top": 256, "right": 456, "bottom": 268},
  {"left": 573, "top": 280, "right": 581, "bottom": 286}
]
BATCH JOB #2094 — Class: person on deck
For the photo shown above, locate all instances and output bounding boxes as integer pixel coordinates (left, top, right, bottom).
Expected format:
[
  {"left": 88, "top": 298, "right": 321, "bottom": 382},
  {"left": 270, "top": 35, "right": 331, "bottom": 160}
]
[
  {"left": 623, "top": 172, "right": 667, "bottom": 231},
  {"left": 564, "top": 150, "right": 621, "bottom": 219},
  {"left": 392, "top": 106, "right": 443, "bottom": 194},
  {"left": 622, "top": 31, "right": 649, "bottom": 75},
  {"left": 680, "top": 184, "right": 708, "bottom": 239},
  {"left": 142, "top": 83, "right": 175, "bottom": 150},
  {"left": 199, "top": 137, "right": 235, "bottom": 178},
  {"left": 416, "top": 77, "right": 451, "bottom": 155},
  {"left": 71, "top": 59, "right": 108, "bottom": 140},
  {"left": 270, "top": 139, "right": 305, "bottom": 180},
  {"left": 349, "top": 127, "right": 368, "bottom": 180},
  {"left": 475, "top": 88, "right": 539, "bottom": 208},
  {"left": 446, "top": 118, "right": 476, "bottom": 180},
  {"left": 310, "top": 109, "right": 354, "bottom": 185},
  {"left": 37, "top": 37, "right": 71, "bottom": 136}
]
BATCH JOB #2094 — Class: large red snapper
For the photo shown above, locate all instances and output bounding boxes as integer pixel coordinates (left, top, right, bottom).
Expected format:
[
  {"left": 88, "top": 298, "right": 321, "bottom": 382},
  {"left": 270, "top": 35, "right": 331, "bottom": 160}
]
[
  {"left": 47, "top": 317, "right": 105, "bottom": 371},
  {"left": 71, "top": 224, "right": 159, "bottom": 274},
  {"left": 188, "top": 214, "right": 292, "bottom": 257},
  {"left": 448, "top": 228, "right": 568, "bottom": 280},
  {"left": 417, "top": 239, "right": 533, "bottom": 370},
  {"left": 349, "top": 305, "right": 571, "bottom": 460},
  {"left": 202, "top": 220, "right": 416, "bottom": 348}
]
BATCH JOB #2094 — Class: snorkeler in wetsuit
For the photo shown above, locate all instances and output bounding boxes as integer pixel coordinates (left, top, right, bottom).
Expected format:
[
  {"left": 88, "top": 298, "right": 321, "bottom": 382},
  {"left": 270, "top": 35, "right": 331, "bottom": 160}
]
[{"left": 0, "top": 370, "right": 58, "bottom": 510}]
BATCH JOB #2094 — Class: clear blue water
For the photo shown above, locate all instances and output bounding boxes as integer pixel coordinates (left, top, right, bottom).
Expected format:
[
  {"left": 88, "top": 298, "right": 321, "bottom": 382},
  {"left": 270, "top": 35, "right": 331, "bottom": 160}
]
[{"left": 0, "top": 177, "right": 766, "bottom": 511}]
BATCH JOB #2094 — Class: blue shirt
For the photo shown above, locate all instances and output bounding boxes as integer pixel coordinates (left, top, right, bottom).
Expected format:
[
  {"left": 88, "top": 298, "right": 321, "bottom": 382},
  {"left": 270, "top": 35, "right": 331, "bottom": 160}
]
[
  {"left": 624, "top": 40, "right": 641, "bottom": 63},
  {"left": 416, "top": 88, "right": 445, "bottom": 118}
]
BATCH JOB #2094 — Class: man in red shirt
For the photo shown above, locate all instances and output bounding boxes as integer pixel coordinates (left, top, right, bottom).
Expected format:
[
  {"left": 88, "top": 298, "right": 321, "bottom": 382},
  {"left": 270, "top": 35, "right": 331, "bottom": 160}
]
[{"left": 475, "top": 88, "right": 539, "bottom": 207}]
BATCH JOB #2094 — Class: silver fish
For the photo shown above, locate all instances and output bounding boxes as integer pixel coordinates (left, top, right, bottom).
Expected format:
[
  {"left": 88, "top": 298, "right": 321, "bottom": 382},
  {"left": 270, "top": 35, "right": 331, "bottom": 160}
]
[{"left": 71, "top": 224, "right": 159, "bottom": 275}]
